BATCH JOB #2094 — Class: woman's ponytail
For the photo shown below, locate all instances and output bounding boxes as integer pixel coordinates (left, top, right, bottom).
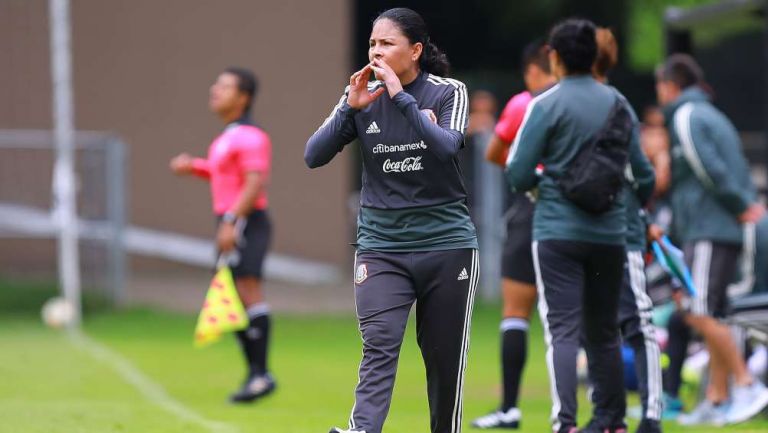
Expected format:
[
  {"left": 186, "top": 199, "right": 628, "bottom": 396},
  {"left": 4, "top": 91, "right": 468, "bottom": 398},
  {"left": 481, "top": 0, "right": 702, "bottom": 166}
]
[{"left": 421, "top": 40, "right": 450, "bottom": 77}]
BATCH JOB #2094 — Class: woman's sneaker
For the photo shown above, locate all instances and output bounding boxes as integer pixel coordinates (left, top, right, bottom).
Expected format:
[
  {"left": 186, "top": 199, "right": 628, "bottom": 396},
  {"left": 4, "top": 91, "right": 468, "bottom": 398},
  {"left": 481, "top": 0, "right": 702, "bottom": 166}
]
[
  {"left": 661, "top": 393, "right": 683, "bottom": 420},
  {"left": 677, "top": 400, "right": 728, "bottom": 426},
  {"left": 725, "top": 380, "right": 768, "bottom": 424},
  {"left": 635, "top": 418, "right": 662, "bottom": 433},
  {"left": 329, "top": 428, "right": 366, "bottom": 433},
  {"left": 471, "top": 407, "right": 521, "bottom": 429},
  {"left": 580, "top": 418, "right": 627, "bottom": 433}
]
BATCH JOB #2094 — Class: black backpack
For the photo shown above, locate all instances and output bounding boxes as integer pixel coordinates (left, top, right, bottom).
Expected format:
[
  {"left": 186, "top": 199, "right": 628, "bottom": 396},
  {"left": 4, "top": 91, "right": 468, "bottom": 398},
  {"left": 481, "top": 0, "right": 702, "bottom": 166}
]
[{"left": 557, "top": 97, "right": 633, "bottom": 214}]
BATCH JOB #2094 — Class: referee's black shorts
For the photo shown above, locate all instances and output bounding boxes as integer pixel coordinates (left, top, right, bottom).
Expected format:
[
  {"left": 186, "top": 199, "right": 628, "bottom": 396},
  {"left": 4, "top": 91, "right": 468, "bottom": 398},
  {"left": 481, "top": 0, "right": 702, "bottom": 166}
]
[
  {"left": 217, "top": 210, "right": 272, "bottom": 279},
  {"left": 501, "top": 210, "right": 536, "bottom": 285}
]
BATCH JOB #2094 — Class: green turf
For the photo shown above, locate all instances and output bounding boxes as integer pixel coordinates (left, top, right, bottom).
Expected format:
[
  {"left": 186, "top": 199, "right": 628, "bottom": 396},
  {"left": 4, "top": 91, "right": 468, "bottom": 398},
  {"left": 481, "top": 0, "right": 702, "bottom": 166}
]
[{"left": 1, "top": 284, "right": 767, "bottom": 432}]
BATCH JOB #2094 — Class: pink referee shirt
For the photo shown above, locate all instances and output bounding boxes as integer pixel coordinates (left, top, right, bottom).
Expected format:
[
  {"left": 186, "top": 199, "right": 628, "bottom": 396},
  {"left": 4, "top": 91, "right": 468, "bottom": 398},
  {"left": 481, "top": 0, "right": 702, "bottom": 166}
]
[
  {"left": 494, "top": 90, "right": 532, "bottom": 162},
  {"left": 191, "top": 124, "right": 271, "bottom": 214}
]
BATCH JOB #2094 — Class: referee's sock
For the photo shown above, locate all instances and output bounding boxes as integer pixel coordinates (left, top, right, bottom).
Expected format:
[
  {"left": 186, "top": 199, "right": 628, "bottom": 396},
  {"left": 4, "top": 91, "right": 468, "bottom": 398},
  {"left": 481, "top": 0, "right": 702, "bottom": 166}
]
[
  {"left": 236, "top": 303, "right": 271, "bottom": 378},
  {"left": 500, "top": 317, "right": 528, "bottom": 411}
]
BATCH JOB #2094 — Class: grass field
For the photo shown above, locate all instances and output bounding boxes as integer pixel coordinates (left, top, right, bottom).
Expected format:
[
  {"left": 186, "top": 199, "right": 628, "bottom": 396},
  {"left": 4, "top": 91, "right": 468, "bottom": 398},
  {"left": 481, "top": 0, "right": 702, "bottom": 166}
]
[{"left": 1, "top": 280, "right": 767, "bottom": 433}]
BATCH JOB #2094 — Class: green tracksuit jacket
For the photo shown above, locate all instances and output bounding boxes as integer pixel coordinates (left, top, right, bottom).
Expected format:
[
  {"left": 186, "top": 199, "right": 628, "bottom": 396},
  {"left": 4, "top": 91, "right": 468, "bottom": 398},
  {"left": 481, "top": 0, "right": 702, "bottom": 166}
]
[
  {"left": 663, "top": 86, "right": 756, "bottom": 245},
  {"left": 505, "top": 75, "right": 655, "bottom": 246}
]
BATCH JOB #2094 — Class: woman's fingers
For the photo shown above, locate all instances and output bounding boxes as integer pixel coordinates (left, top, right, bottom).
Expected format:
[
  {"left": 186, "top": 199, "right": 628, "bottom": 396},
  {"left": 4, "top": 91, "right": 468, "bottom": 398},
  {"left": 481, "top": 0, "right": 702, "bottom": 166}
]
[
  {"left": 370, "top": 65, "right": 386, "bottom": 81},
  {"left": 351, "top": 70, "right": 366, "bottom": 88},
  {"left": 359, "top": 64, "right": 373, "bottom": 83},
  {"left": 350, "top": 64, "right": 374, "bottom": 88},
  {"left": 359, "top": 63, "right": 373, "bottom": 76},
  {"left": 372, "top": 58, "right": 394, "bottom": 73},
  {"left": 369, "top": 86, "right": 386, "bottom": 102},
  {"left": 348, "top": 62, "right": 389, "bottom": 109},
  {"left": 371, "top": 59, "right": 397, "bottom": 84},
  {"left": 349, "top": 70, "right": 360, "bottom": 86}
]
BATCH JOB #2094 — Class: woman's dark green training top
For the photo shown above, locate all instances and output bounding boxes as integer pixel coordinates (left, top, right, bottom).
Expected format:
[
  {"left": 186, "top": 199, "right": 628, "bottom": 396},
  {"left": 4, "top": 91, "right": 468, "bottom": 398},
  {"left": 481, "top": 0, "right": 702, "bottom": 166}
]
[
  {"left": 505, "top": 75, "right": 655, "bottom": 246},
  {"left": 304, "top": 71, "right": 478, "bottom": 252}
]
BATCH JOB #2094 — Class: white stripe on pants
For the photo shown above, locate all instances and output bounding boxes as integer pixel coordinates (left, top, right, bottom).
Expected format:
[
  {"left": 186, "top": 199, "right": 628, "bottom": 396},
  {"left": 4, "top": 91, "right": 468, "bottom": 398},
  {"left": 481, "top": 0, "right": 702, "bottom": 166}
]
[
  {"left": 627, "top": 251, "right": 663, "bottom": 420},
  {"left": 691, "top": 241, "right": 712, "bottom": 316},
  {"left": 532, "top": 241, "right": 562, "bottom": 431}
]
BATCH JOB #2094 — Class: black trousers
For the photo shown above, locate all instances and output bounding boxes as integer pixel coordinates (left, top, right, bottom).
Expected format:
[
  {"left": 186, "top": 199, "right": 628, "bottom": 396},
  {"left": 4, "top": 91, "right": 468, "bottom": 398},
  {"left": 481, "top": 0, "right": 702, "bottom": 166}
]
[
  {"left": 616, "top": 250, "right": 663, "bottom": 421},
  {"left": 532, "top": 240, "right": 626, "bottom": 431},
  {"left": 683, "top": 240, "right": 741, "bottom": 318},
  {"left": 349, "top": 248, "right": 479, "bottom": 433}
]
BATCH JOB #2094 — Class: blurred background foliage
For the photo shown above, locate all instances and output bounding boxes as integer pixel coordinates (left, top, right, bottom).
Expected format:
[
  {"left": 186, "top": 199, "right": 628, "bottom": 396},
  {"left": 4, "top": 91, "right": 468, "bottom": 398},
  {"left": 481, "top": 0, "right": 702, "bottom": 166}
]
[{"left": 354, "top": 0, "right": 721, "bottom": 111}]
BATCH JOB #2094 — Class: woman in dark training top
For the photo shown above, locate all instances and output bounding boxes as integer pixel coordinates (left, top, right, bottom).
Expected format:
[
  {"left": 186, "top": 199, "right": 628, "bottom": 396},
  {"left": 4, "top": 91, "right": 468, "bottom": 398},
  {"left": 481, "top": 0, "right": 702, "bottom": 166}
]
[{"left": 305, "top": 8, "right": 478, "bottom": 433}]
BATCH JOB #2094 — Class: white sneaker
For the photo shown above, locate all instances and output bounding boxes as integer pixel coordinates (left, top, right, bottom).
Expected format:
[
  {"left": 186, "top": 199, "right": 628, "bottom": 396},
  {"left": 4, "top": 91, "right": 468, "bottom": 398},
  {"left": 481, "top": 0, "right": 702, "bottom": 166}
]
[
  {"left": 329, "top": 428, "right": 366, "bottom": 433},
  {"left": 471, "top": 407, "right": 521, "bottom": 429},
  {"left": 677, "top": 400, "right": 728, "bottom": 426},
  {"left": 726, "top": 380, "right": 768, "bottom": 424}
]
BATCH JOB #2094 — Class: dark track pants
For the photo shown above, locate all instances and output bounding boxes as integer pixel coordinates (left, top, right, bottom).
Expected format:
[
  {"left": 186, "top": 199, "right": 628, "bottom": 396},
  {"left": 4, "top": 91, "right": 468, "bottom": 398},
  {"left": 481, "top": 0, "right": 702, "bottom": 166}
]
[
  {"left": 532, "top": 240, "right": 626, "bottom": 431},
  {"left": 349, "top": 248, "right": 479, "bottom": 433},
  {"left": 616, "top": 250, "right": 663, "bottom": 421}
]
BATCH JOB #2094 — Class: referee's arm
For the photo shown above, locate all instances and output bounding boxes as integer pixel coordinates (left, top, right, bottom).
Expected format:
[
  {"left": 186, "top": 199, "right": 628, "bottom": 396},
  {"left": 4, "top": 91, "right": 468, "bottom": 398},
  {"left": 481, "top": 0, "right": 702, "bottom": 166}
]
[
  {"left": 487, "top": 94, "right": 528, "bottom": 167},
  {"left": 504, "top": 104, "right": 547, "bottom": 192},
  {"left": 228, "top": 171, "right": 263, "bottom": 218},
  {"left": 190, "top": 158, "right": 212, "bottom": 179},
  {"left": 485, "top": 135, "right": 510, "bottom": 167}
]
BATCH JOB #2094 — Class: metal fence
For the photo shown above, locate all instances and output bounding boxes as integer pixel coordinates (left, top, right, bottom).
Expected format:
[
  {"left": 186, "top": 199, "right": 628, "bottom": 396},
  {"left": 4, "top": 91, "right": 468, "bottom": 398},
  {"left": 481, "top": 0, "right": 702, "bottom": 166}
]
[
  {"left": 464, "top": 131, "right": 505, "bottom": 301},
  {"left": 0, "top": 129, "right": 127, "bottom": 303}
]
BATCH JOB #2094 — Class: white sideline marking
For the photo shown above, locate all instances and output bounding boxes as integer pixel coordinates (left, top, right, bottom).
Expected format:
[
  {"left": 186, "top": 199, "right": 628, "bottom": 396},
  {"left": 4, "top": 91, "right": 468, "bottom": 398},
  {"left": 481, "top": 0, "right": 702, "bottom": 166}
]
[{"left": 69, "top": 331, "right": 237, "bottom": 433}]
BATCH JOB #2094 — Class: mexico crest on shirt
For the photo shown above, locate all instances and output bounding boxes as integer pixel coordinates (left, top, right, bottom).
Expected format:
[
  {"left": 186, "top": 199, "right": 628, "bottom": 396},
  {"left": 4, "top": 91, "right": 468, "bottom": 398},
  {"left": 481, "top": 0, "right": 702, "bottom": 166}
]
[{"left": 355, "top": 263, "right": 368, "bottom": 284}]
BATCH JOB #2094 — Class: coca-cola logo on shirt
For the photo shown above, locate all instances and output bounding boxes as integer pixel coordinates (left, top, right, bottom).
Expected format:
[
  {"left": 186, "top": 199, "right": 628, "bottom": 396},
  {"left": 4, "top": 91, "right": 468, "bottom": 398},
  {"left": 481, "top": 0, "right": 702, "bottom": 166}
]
[{"left": 383, "top": 156, "right": 423, "bottom": 173}]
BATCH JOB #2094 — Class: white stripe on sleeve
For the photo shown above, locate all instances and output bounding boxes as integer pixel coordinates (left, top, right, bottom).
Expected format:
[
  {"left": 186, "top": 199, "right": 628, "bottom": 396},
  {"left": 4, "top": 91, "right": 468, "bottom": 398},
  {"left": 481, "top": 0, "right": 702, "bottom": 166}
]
[
  {"left": 505, "top": 84, "right": 560, "bottom": 167},
  {"left": 674, "top": 102, "right": 714, "bottom": 188},
  {"left": 319, "top": 87, "right": 350, "bottom": 130}
]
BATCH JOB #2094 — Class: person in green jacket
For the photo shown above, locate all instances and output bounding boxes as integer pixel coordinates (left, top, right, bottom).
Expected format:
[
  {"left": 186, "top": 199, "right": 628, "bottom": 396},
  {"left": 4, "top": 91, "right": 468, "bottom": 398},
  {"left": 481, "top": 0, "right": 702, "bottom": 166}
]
[
  {"left": 656, "top": 53, "right": 768, "bottom": 426},
  {"left": 505, "top": 18, "right": 654, "bottom": 433},
  {"left": 591, "top": 27, "right": 663, "bottom": 433}
]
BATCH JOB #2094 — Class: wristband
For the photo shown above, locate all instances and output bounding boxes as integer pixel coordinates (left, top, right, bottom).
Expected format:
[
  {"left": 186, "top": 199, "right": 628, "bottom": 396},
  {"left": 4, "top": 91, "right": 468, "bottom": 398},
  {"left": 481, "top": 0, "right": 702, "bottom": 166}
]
[{"left": 222, "top": 212, "right": 238, "bottom": 224}]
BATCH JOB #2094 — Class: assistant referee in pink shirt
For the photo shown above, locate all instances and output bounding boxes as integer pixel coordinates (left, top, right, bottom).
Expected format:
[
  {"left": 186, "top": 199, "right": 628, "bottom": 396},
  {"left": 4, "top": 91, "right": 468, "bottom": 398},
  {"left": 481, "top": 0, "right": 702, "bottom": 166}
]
[{"left": 170, "top": 67, "right": 275, "bottom": 403}]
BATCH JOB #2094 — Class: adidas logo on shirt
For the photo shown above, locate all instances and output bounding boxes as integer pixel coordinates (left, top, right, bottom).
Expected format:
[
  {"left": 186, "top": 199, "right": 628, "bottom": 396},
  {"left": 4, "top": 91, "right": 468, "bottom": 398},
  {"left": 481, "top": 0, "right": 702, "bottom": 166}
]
[
  {"left": 366, "top": 121, "right": 381, "bottom": 134},
  {"left": 457, "top": 267, "right": 469, "bottom": 281}
]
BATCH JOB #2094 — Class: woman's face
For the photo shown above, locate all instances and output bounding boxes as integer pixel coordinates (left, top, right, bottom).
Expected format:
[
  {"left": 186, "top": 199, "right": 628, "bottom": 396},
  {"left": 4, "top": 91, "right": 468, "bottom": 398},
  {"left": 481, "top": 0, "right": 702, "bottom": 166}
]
[
  {"left": 209, "top": 73, "right": 246, "bottom": 116},
  {"left": 369, "top": 18, "right": 422, "bottom": 78}
]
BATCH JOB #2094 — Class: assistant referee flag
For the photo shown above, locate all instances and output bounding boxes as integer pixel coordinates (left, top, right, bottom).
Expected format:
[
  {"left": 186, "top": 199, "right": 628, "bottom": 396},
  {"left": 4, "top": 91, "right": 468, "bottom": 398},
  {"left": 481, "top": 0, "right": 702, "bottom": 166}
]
[{"left": 194, "top": 266, "right": 249, "bottom": 347}]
